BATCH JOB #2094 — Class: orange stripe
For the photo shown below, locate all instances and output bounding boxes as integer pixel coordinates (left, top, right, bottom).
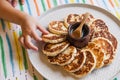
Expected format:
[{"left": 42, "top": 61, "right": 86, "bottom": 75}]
[
  {"left": 34, "top": 0, "right": 40, "bottom": 16},
  {"left": 90, "top": 0, "right": 94, "bottom": 5},
  {"left": 46, "top": 0, "right": 51, "bottom": 9},
  {"left": 109, "top": 0, "right": 114, "bottom": 7}
]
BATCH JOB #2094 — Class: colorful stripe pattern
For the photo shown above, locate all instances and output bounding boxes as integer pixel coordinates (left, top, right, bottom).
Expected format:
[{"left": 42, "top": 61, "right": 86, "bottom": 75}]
[
  {"left": 6, "top": 33, "right": 15, "bottom": 77},
  {"left": 0, "top": 0, "right": 120, "bottom": 80},
  {"left": 0, "top": 36, "right": 7, "bottom": 78}
]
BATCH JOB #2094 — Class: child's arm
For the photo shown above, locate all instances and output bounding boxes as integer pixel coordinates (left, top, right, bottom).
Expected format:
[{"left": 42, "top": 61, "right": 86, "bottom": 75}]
[
  {"left": 0, "top": 0, "right": 26, "bottom": 25},
  {"left": 0, "top": 0, "right": 49, "bottom": 51}
]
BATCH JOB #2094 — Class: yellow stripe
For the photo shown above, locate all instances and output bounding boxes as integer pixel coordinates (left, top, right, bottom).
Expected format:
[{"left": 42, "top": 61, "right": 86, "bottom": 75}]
[
  {"left": 115, "top": 11, "right": 120, "bottom": 19},
  {"left": 114, "top": 0, "right": 119, "bottom": 7},
  {"left": 16, "top": 77, "right": 18, "bottom": 80},
  {"left": 70, "top": 0, "right": 75, "bottom": 3},
  {"left": 13, "top": 31, "right": 23, "bottom": 71},
  {"left": 7, "top": 22, "right": 11, "bottom": 30},
  {"left": 4, "top": 21, "right": 11, "bottom": 30}
]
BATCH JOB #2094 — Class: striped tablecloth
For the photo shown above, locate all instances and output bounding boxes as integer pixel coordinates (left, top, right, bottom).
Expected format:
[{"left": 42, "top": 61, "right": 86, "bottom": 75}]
[{"left": 0, "top": 0, "right": 120, "bottom": 80}]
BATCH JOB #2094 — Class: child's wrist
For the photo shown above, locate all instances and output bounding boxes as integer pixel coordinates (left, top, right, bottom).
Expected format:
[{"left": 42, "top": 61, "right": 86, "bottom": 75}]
[{"left": 19, "top": 13, "right": 30, "bottom": 26}]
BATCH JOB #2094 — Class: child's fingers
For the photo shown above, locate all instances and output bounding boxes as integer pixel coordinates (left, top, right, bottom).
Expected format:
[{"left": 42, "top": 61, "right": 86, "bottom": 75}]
[
  {"left": 31, "top": 31, "right": 42, "bottom": 41},
  {"left": 24, "top": 35, "right": 32, "bottom": 49},
  {"left": 19, "top": 36, "right": 28, "bottom": 49},
  {"left": 24, "top": 35, "right": 38, "bottom": 51},
  {"left": 12, "top": 0, "right": 18, "bottom": 7},
  {"left": 37, "top": 25, "right": 49, "bottom": 34}
]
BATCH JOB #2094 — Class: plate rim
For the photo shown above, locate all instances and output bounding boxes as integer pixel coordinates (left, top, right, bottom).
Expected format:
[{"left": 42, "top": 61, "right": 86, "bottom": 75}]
[
  {"left": 27, "top": 3, "right": 120, "bottom": 80},
  {"left": 38, "top": 3, "right": 120, "bottom": 26}
]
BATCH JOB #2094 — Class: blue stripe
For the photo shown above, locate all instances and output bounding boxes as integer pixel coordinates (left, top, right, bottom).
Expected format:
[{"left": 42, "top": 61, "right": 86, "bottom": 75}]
[
  {"left": 65, "top": 0, "right": 69, "bottom": 3},
  {"left": 6, "top": 33, "right": 15, "bottom": 77},
  {"left": 76, "top": 0, "right": 79, "bottom": 3},
  {"left": 26, "top": 0, "right": 32, "bottom": 15},
  {"left": 0, "top": 19, "right": 5, "bottom": 31},
  {"left": 102, "top": 0, "right": 109, "bottom": 10}
]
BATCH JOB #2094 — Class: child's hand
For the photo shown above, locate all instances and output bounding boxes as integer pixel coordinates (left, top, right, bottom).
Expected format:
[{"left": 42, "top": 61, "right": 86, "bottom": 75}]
[
  {"left": 19, "top": 15, "right": 49, "bottom": 51},
  {"left": 7, "top": 0, "right": 25, "bottom": 7}
]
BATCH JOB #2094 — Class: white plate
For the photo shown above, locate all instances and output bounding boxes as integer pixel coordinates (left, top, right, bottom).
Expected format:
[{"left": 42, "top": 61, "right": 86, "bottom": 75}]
[{"left": 27, "top": 4, "right": 120, "bottom": 80}]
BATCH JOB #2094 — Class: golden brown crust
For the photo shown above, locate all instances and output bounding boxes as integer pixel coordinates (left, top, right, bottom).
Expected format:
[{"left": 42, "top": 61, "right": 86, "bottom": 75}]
[
  {"left": 64, "top": 14, "right": 82, "bottom": 28},
  {"left": 92, "top": 37, "right": 114, "bottom": 66},
  {"left": 63, "top": 49, "right": 86, "bottom": 72},
  {"left": 86, "top": 42, "right": 105, "bottom": 69},
  {"left": 42, "top": 33, "right": 66, "bottom": 43},
  {"left": 48, "top": 21, "right": 68, "bottom": 35},
  {"left": 72, "top": 49, "right": 96, "bottom": 78},
  {"left": 90, "top": 19, "right": 109, "bottom": 32},
  {"left": 91, "top": 31, "right": 117, "bottom": 51},
  {"left": 48, "top": 46, "right": 77, "bottom": 66},
  {"left": 42, "top": 41, "right": 70, "bottom": 56},
  {"left": 88, "top": 19, "right": 109, "bottom": 40}
]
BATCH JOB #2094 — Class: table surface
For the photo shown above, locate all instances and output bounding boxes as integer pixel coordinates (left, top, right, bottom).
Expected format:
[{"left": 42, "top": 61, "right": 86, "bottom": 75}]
[{"left": 0, "top": 0, "right": 120, "bottom": 80}]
